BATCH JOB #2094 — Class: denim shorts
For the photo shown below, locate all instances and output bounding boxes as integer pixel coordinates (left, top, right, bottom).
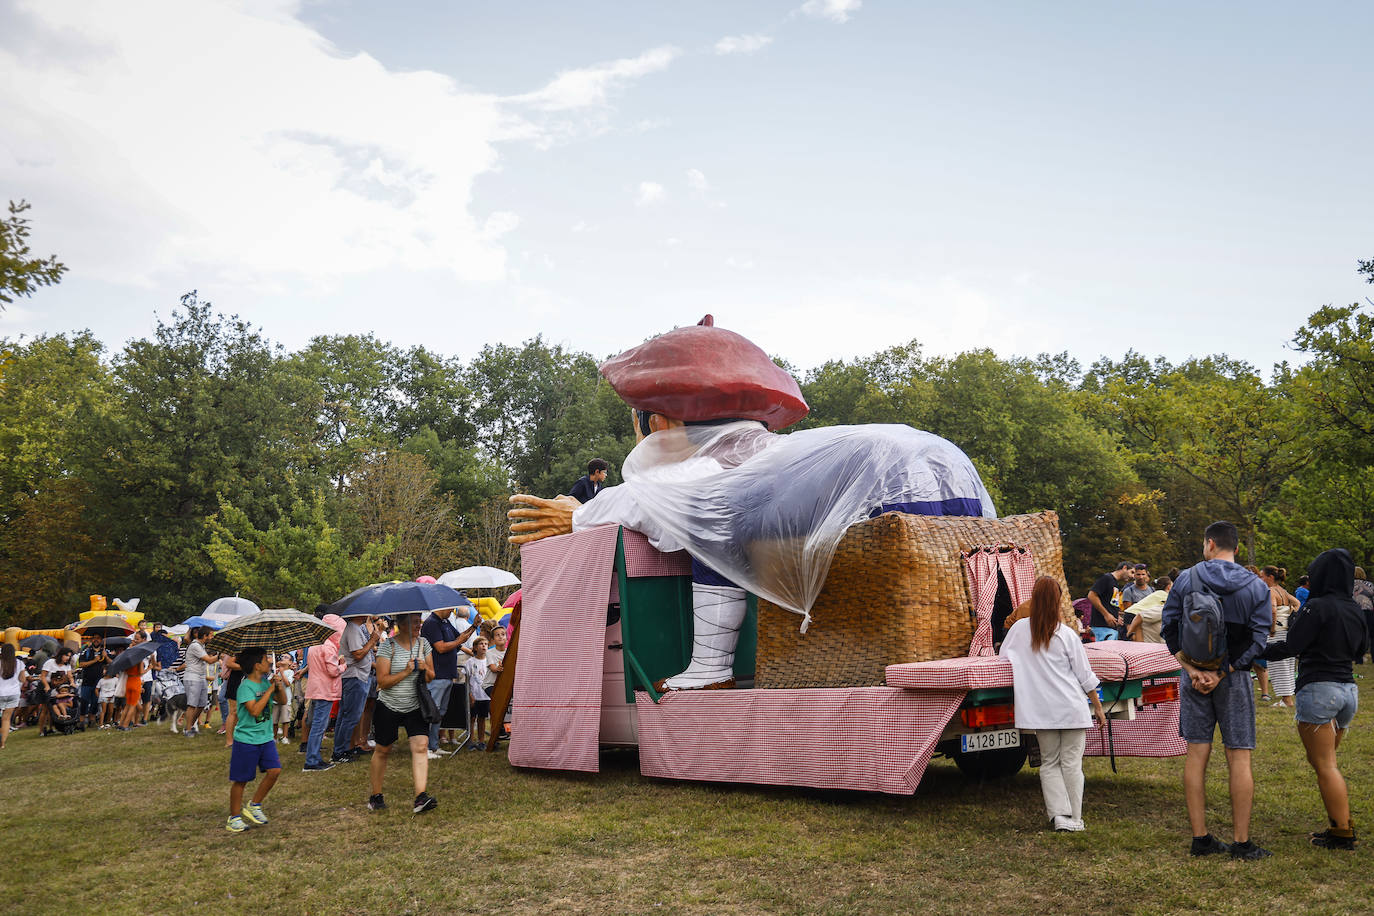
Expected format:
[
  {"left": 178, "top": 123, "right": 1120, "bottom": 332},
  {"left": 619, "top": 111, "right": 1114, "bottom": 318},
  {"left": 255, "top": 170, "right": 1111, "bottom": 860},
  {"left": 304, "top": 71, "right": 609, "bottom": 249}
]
[
  {"left": 1295, "top": 681, "right": 1358, "bottom": 729},
  {"left": 1179, "top": 669, "right": 1256, "bottom": 749}
]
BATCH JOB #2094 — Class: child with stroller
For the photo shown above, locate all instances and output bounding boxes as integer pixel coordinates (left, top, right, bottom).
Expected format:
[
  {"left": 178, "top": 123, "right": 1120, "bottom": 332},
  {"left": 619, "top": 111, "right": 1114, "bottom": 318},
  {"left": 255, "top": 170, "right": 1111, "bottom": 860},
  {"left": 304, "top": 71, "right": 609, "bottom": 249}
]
[{"left": 226, "top": 648, "right": 289, "bottom": 833}]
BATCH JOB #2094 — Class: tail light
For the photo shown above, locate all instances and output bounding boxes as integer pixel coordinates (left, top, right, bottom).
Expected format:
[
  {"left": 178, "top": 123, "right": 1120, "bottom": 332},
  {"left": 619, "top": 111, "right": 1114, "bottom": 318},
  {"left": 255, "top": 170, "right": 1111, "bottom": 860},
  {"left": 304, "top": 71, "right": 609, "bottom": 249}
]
[
  {"left": 1141, "top": 682, "right": 1179, "bottom": 705},
  {"left": 961, "top": 703, "right": 1015, "bottom": 728}
]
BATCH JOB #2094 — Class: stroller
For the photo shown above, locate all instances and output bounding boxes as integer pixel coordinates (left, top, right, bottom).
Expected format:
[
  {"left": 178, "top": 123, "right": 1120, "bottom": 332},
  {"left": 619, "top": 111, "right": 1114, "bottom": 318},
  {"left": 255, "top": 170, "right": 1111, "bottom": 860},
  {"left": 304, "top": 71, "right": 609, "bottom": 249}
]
[
  {"left": 47, "top": 683, "right": 85, "bottom": 735},
  {"left": 151, "top": 669, "right": 186, "bottom": 723}
]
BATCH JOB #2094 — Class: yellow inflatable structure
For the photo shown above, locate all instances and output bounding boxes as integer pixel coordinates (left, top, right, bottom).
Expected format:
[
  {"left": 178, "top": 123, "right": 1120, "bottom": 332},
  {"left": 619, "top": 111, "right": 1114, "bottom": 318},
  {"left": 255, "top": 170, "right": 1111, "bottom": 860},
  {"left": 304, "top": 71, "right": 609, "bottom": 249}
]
[
  {"left": 2, "top": 627, "right": 81, "bottom": 651},
  {"left": 471, "top": 596, "right": 505, "bottom": 623}
]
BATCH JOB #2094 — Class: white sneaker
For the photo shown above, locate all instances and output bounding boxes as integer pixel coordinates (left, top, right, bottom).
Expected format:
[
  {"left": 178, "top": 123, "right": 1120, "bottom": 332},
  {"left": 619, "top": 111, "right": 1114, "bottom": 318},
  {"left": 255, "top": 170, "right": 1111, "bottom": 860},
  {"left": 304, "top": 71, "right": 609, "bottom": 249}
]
[{"left": 426, "top": 750, "right": 444, "bottom": 760}]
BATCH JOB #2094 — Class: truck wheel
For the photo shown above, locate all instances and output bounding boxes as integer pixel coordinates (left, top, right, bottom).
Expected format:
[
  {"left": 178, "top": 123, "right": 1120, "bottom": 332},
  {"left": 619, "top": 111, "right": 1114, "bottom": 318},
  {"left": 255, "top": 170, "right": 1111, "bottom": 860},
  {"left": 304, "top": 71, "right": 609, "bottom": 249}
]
[{"left": 944, "top": 741, "right": 1028, "bottom": 780}]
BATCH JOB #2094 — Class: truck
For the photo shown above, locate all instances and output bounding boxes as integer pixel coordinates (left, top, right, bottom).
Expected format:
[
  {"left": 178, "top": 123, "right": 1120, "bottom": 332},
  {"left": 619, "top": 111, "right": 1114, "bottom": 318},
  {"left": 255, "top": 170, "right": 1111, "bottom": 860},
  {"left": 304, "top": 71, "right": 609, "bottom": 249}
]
[{"left": 501, "top": 524, "right": 1185, "bottom": 794}]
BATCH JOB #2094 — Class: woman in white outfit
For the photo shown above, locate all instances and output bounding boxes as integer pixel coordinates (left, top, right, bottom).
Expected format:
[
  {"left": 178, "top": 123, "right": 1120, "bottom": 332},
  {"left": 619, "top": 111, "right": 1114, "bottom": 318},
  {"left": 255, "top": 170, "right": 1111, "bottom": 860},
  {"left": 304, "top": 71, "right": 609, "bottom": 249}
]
[
  {"left": 0, "top": 644, "right": 30, "bottom": 749},
  {"left": 1000, "top": 576, "right": 1107, "bottom": 831}
]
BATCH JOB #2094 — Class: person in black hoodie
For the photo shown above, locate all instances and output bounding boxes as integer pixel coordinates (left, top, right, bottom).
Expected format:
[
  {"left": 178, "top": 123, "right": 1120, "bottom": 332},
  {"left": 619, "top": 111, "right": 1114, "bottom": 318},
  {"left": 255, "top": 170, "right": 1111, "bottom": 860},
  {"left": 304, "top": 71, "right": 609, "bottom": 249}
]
[
  {"left": 1260, "top": 548, "right": 1369, "bottom": 850},
  {"left": 1162, "top": 520, "right": 1273, "bottom": 860}
]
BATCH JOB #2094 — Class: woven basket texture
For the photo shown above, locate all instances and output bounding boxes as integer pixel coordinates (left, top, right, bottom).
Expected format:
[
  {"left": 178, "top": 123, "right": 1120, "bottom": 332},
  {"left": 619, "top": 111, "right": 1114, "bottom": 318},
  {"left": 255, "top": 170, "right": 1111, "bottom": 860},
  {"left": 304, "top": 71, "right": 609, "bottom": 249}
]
[{"left": 755, "top": 510, "right": 1073, "bottom": 689}]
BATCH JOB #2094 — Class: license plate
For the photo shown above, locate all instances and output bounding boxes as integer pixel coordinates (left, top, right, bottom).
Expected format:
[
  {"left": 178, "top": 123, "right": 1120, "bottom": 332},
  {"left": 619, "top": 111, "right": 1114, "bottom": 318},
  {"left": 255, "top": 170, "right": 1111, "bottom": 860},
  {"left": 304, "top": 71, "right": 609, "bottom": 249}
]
[{"left": 960, "top": 729, "right": 1021, "bottom": 752}]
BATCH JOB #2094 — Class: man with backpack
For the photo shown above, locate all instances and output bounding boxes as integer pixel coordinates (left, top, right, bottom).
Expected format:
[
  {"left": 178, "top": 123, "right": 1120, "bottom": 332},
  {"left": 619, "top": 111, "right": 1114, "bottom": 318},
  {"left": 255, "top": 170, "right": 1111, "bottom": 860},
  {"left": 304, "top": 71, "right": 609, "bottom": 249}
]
[{"left": 1161, "top": 520, "right": 1273, "bottom": 860}]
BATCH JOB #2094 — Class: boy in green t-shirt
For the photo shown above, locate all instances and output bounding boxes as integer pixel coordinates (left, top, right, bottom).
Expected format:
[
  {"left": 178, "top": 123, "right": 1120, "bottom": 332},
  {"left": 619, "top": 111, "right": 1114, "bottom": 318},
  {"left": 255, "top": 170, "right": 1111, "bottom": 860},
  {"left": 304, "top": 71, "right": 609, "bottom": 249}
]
[{"left": 226, "top": 648, "right": 289, "bottom": 833}]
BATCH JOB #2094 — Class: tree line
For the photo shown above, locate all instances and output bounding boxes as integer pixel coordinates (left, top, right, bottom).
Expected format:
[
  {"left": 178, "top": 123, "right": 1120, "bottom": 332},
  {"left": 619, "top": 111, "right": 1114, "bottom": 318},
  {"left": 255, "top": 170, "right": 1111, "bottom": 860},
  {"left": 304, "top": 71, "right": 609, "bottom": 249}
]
[{"left": 1, "top": 235, "right": 1369, "bottom": 627}]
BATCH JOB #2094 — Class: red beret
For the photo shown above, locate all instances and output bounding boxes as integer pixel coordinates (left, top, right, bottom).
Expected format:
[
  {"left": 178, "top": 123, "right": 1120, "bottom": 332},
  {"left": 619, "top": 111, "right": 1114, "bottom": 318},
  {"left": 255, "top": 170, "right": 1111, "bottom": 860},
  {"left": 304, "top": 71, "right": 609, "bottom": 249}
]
[{"left": 599, "top": 315, "right": 809, "bottom": 430}]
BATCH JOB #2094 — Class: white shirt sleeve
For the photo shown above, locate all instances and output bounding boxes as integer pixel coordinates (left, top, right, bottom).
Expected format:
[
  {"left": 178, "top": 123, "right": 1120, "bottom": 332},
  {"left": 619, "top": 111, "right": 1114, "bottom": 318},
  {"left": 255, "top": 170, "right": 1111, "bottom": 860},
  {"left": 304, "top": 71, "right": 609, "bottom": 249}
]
[{"left": 1064, "top": 628, "right": 1101, "bottom": 693}]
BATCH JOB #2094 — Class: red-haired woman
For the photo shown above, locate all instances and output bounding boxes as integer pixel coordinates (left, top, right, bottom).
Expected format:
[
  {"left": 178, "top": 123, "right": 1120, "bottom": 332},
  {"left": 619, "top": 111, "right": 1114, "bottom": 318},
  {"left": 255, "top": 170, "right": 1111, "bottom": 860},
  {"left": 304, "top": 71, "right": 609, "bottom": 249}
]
[{"left": 1000, "top": 576, "right": 1107, "bottom": 831}]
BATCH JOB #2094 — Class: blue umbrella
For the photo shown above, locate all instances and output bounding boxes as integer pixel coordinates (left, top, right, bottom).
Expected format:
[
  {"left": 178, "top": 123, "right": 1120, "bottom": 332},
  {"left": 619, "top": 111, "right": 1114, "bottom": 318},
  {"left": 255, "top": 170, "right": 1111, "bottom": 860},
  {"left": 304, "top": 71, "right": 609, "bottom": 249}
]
[
  {"left": 181, "top": 615, "right": 226, "bottom": 630},
  {"left": 328, "top": 581, "right": 468, "bottom": 619}
]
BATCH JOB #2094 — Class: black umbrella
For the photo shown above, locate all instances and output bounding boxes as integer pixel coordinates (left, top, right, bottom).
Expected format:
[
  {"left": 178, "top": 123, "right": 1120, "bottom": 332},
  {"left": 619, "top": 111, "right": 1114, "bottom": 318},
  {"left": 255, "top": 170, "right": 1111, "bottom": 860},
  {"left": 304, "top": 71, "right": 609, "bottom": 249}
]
[
  {"left": 328, "top": 581, "right": 468, "bottom": 618},
  {"left": 19, "top": 635, "right": 59, "bottom": 653},
  {"left": 106, "top": 641, "right": 158, "bottom": 677},
  {"left": 104, "top": 637, "right": 133, "bottom": 650}
]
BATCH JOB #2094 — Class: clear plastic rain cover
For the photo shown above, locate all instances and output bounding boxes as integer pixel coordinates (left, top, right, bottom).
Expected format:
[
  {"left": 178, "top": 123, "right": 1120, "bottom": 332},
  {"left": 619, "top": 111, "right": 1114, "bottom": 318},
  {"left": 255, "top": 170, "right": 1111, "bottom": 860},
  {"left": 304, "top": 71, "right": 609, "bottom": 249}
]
[{"left": 572, "top": 421, "right": 996, "bottom": 629}]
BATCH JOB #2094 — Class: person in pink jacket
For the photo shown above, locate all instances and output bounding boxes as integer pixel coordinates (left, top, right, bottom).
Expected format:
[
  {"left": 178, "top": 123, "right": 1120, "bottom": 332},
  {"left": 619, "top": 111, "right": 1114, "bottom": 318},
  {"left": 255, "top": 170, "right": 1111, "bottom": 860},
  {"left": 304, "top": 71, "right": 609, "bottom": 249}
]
[{"left": 302, "top": 614, "right": 347, "bottom": 772}]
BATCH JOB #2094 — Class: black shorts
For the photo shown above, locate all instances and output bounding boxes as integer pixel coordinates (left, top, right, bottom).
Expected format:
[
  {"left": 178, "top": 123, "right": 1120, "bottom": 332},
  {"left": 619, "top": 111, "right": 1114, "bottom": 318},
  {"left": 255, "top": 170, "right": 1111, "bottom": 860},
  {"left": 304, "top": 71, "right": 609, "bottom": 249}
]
[
  {"left": 140, "top": 681, "right": 152, "bottom": 703},
  {"left": 470, "top": 699, "right": 490, "bottom": 719},
  {"left": 226, "top": 669, "right": 245, "bottom": 704},
  {"left": 373, "top": 700, "right": 427, "bottom": 747}
]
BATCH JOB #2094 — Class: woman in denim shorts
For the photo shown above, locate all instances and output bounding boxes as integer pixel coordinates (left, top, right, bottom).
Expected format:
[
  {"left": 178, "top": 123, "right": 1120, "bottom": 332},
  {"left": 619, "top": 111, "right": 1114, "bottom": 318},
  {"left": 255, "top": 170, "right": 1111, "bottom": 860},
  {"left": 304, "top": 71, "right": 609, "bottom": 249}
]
[{"left": 1260, "top": 548, "right": 1369, "bottom": 850}]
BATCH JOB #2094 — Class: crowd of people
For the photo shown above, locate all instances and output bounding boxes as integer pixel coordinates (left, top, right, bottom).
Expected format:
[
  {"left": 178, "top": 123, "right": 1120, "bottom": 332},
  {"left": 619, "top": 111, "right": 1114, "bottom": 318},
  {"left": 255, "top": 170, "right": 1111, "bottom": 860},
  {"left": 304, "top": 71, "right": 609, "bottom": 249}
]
[
  {"left": 0, "top": 600, "right": 510, "bottom": 831},
  {"left": 1002, "top": 520, "right": 1373, "bottom": 857}
]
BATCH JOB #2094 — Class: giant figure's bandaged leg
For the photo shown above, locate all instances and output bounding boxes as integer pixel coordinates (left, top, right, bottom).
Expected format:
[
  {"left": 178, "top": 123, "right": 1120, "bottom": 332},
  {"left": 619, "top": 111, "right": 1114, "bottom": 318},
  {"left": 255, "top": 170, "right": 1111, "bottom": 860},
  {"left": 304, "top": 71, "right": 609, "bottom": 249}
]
[
  {"left": 661, "top": 583, "right": 746, "bottom": 690},
  {"left": 658, "top": 560, "right": 745, "bottom": 690}
]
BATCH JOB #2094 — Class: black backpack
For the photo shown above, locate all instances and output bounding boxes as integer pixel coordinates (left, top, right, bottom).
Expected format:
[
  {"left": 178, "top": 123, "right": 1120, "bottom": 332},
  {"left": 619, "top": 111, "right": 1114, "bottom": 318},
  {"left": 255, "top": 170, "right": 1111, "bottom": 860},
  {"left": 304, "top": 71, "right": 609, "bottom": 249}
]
[{"left": 1180, "top": 570, "right": 1227, "bottom": 670}]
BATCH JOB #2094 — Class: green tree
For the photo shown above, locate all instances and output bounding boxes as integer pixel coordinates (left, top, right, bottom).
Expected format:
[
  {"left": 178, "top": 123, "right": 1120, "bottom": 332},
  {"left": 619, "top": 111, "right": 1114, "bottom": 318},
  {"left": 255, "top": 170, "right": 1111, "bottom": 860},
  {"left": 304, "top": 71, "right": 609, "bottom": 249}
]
[
  {"left": 206, "top": 490, "right": 395, "bottom": 610},
  {"left": 1257, "top": 460, "right": 1374, "bottom": 574},
  {"left": 1087, "top": 355, "right": 1314, "bottom": 561},
  {"left": 0, "top": 200, "right": 66, "bottom": 311},
  {"left": 89, "top": 292, "right": 316, "bottom": 608},
  {"left": 0, "top": 479, "right": 121, "bottom": 627},
  {"left": 0, "top": 332, "right": 113, "bottom": 518},
  {"left": 342, "top": 449, "right": 458, "bottom": 579},
  {"left": 1289, "top": 259, "right": 1374, "bottom": 462}
]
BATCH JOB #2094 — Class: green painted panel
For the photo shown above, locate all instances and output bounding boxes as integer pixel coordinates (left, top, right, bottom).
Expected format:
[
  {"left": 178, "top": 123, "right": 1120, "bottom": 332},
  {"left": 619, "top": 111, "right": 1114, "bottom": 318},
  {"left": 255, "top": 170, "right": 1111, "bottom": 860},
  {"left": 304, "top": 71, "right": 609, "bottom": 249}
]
[{"left": 614, "top": 529, "right": 759, "bottom": 702}]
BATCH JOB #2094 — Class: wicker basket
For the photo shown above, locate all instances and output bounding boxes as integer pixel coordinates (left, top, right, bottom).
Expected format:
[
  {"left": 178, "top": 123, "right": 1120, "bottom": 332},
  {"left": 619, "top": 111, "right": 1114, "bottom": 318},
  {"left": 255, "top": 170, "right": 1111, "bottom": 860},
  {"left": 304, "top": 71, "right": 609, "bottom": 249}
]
[{"left": 754, "top": 510, "right": 1074, "bottom": 689}]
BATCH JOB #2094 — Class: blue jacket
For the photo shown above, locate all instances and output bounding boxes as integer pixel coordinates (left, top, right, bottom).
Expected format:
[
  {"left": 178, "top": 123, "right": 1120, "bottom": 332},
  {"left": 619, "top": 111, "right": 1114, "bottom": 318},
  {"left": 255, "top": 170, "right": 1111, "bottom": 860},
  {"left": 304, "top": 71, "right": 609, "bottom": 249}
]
[{"left": 1162, "top": 559, "right": 1271, "bottom": 671}]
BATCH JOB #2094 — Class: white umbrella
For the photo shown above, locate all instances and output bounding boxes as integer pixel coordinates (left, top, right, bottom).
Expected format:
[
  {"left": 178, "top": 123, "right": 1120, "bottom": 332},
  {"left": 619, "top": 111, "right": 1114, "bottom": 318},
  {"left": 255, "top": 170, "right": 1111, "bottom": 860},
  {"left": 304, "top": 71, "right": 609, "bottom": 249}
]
[
  {"left": 204, "top": 596, "right": 261, "bottom": 617},
  {"left": 437, "top": 566, "right": 520, "bottom": 590}
]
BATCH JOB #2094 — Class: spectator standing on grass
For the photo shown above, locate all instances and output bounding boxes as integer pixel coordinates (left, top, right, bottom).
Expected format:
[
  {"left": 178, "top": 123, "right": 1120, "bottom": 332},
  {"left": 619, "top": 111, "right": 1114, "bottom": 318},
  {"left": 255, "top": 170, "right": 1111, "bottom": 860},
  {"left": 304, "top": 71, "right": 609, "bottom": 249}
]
[
  {"left": 1126, "top": 577, "right": 1173, "bottom": 644},
  {"left": 1000, "top": 576, "right": 1106, "bottom": 832},
  {"left": 367, "top": 613, "right": 437, "bottom": 814},
  {"left": 421, "top": 605, "right": 476, "bottom": 758},
  {"left": 302, "top": 614, "right": 346, "bottom": 772},
  {"left": 76, "top": 637, "right": 109, "bottom": 729},
  {"left": 116, "top": 632, "right": 149, "bottom": 731},
  {"left": 1259, "top": 566, "right": 1301, "bottom": 709},
  {"left": 1259, "top": 548, "right": 1369, "bottom": 850},
  {"left": 335, "top": 616, "right": 381, "bottom": 764},
  {"left": 0, "top": 644, "right": 29, "bottom": 749},
  {"left": 1353, "top": 567, "right": 1374, "bottom": 664},
  {"left": 179, "top": 628, "right": 219, "bottom": 736},
  {"left": 1162, "top": 520, "right": 1273, "bottom": 860},
  {"left": 1295, "top": 575, "right": 1311, "bottom": 609},
  {"left": 483, "top": 626, "right": 508, "bottom": 747},
  {"left": 218, "top": 651, "right": 243, "bottom": 746},
  {"left": 225, "top": 648, "right": 289, "bottom": 833},
  {"left": 463, "top": 636, "right": 492, "bottom": 751},
  {"left": 272, "top": 656, "right": 295, "bottom": 744},
  {"left": 1120, "top": 563, "right": 1152, "bottom": 639},
  {"left": 1086, "top": 562, "right": 1133, "bottom": 642}
]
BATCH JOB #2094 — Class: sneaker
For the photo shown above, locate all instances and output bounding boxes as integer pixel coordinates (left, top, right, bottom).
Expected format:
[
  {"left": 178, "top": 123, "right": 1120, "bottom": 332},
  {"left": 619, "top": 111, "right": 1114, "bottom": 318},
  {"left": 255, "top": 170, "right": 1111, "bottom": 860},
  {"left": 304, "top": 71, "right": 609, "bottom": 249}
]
[
  {"left": 1229, "top": 840, "right": 1272, "bottom": 860},
  {"left": 475, "top": 741, "right": 487, "bottom": 751},
  {"left": 330, "top": 755, "right": 352, "bottom": 765},
  {"left": 226, "top": 815, "right": 248, "bottom": 833},
  {"left": 413, "top": 792, "right": 437, "bottom": 814},
  {"left": 1310, "top": 829, "right": 1358, "bottom": 850},
  {"left": 241, "top": 802, "right": 268, "bottom": 826},
  {"left": 426, "top": 750, "right": 444, "bottom": 760},
  {"left": 1260, "top": 694, "right": 1273, "bottom": 702},
  {"left": 367, "top": 794, "right": 386, "bottom": 811},
  {"left": 184, "top": 727, "right": 199, "bottom": 737},
  {"left": 348, "top": 746, "right": 369, "bottom": 759},
  {"left": 1189, "top": 834, "right": 1231, "bottom": 857},
  {"left": 302, "top": 761, "right": 335, "bottom": 773}
]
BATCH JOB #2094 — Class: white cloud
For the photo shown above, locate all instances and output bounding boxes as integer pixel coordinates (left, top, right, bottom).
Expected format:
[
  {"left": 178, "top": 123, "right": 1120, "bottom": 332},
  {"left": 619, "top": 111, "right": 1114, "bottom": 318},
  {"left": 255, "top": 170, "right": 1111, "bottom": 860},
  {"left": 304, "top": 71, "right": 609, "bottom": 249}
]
[
  {"left": 0, "top": 0, "right": 519, "bottom": 290},
  {"left": 686, "top": 168, "right": 709, "bottom": 191},
  {"left": 800, "top": 0, "right": 862, "bottom": 24},
  {"left": 636, "top": 181, "right": 665, "bottom": 206},
  {"left": 514, "top": 46, "right": 681, "bottom": 112},
  {"left": 571, "top": 220, "right": 592, "bottom": 234},
  {"left": 714, "top": 34, "right": 774, "bottom": 55},
  {"left": 481, "top": 211, "right": 521, "bottom": 239}
]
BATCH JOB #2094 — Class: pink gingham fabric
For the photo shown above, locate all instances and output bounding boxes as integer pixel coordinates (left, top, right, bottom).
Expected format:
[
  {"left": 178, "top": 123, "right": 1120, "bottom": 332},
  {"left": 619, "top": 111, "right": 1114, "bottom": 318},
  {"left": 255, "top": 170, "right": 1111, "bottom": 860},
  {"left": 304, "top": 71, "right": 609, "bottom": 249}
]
[
  {"left": 962, "top": 546, "right": 1036, "bottom": 656},
  {"left": 885, "top": 640, "right": 1181, "bottom": 690},
  {"left": 1083, "top": 692, "right": 1186, "bottom": 757},
  {"left": 508, "top": 524, "right": 621, "bottom": 773},
  {"left": 634, "top": 687, "right": 966, "bottom": 795},
  {"left": 621, "top": 529, "right": 692, "bottom": 578}
]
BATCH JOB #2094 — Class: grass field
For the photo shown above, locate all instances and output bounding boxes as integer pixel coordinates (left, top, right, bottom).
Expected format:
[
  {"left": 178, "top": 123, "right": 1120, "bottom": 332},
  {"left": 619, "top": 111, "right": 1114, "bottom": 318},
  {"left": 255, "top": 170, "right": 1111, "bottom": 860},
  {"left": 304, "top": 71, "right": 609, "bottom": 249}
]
[{"left": 4, "top": 676, "right": 1372, "bottom": 916}]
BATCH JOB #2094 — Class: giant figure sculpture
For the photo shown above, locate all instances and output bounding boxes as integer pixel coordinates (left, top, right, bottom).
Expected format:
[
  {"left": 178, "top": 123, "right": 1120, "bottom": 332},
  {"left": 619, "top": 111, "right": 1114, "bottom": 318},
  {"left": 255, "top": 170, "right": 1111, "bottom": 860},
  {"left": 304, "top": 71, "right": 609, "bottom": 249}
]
[{"left": 509, "top": 316, "right": 995, "bottom": 691}]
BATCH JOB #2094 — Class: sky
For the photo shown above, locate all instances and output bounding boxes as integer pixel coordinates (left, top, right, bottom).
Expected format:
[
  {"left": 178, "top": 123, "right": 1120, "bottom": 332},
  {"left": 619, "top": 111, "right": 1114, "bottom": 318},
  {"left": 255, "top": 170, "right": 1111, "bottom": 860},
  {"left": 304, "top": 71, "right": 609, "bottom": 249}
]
[{"left": 2, "top": 0, "right": 1371, "bottom": 376}]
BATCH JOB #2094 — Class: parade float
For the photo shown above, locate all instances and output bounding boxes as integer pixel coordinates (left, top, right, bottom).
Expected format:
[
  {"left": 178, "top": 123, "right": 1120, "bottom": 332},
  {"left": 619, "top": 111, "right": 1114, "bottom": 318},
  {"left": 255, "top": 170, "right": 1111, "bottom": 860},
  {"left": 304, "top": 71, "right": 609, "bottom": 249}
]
[{"left": 498, "top": 317, "right": 1184, "bottom": 794}]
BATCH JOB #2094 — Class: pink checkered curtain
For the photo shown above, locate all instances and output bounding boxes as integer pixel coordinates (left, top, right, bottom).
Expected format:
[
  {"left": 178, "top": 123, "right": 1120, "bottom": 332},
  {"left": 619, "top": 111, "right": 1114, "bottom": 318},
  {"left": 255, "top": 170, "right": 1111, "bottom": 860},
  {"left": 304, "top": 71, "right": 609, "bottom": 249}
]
[
  {"left": 962, "top": 546, "right": 1001, "bottom": 657},
  {"left": 962, "top": 544, "right": 1036, "bottom": 656},
  {"left": 508, "top": 524, "right": 621, "bottom": 773}
]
